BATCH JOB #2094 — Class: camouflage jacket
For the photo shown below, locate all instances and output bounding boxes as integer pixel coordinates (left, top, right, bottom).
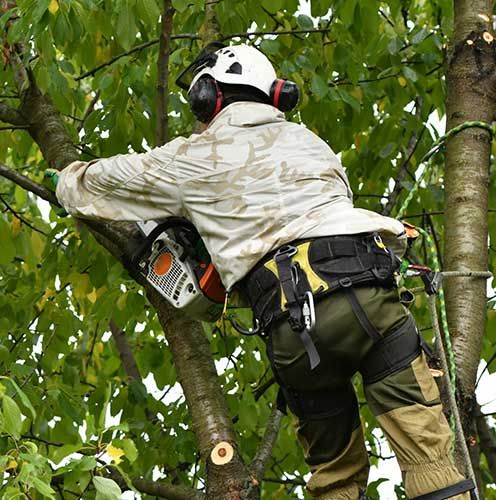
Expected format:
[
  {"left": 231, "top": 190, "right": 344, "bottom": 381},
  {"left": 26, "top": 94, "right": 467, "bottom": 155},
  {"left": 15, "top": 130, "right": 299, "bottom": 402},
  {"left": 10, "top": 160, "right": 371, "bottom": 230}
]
[{"left": 56, "top": 102, "right": 406, "bottom": 290}]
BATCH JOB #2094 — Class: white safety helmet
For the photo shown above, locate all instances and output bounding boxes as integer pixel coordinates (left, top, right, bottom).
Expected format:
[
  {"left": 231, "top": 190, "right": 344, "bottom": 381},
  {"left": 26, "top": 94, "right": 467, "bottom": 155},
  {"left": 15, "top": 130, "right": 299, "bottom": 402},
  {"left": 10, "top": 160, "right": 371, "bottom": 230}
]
[
  {"left": 176, "top": 43, "right": 299, "bottom": 123},
  {"left": 190, "top": 44, "right": 277, "bottom": 97}
]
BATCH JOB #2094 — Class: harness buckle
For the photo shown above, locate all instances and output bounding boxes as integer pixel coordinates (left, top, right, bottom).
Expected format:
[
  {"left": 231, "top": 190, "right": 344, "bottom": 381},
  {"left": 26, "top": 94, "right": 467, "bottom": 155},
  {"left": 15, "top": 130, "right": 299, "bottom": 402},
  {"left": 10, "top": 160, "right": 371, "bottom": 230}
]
[
  {"left": 302, "top": 291, "right": 316, "bottom": 332},
  {"left": 274, "top": 244, "right": 298, "bottom": 262},
  {"left": 339, "top": 277, "right": 353, "bottom": 288}
]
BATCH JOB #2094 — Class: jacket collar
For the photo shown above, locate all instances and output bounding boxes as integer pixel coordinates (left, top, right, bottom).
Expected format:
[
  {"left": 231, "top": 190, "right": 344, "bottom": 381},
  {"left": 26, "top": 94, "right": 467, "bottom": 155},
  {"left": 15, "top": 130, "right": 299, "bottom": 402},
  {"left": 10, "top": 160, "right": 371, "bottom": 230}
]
[{"left": 208, "top": 101, "right": 285, "bottom": 128}]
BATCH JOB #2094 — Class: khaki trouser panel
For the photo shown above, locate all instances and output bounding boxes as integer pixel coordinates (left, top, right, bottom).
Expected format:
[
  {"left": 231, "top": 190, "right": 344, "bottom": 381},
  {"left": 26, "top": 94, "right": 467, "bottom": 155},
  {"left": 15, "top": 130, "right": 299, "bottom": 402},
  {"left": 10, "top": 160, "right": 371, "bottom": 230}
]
[{"left": 366, "top": 353, "right": 468, "bottom": 499}]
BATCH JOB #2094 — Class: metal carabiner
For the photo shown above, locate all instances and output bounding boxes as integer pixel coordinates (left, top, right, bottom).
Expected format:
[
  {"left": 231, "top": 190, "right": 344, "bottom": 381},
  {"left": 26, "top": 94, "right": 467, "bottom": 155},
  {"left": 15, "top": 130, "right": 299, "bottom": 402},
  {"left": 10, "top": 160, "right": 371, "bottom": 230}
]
[{"left": 302, "top": 291, "right": 316, "bottom": 332}]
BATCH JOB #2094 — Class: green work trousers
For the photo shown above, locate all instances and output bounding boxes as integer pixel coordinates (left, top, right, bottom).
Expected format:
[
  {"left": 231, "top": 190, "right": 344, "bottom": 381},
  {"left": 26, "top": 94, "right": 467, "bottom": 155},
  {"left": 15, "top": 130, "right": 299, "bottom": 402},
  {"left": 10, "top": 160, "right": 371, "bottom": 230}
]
[{"left": 268, "top": 285, "right": 468, "bottom": 499}]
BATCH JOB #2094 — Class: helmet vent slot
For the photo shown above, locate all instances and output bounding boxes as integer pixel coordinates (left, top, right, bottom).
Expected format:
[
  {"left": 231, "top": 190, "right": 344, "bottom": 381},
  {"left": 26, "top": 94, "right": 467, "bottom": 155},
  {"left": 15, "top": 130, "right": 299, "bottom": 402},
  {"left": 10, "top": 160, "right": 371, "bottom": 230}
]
[{"left": 226, "top": 62, "right": 242, "bottom": 74}]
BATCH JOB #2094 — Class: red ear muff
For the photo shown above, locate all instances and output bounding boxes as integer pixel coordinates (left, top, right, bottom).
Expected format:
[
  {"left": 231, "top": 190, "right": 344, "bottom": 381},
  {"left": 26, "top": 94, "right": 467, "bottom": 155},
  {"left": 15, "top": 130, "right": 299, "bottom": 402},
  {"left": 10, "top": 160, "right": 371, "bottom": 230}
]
[
  {"left": 270, "top": 79, "right": 300, "bottom": 112},
  {"left": 188, "top": 76, "right": 224, "bottom": 123}
]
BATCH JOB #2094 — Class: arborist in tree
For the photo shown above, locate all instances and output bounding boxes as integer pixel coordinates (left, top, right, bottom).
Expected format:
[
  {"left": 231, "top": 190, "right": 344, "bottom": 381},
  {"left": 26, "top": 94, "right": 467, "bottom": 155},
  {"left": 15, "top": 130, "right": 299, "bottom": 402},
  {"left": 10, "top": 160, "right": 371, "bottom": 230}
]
[{"left": 54, "top": 44, "right": 474, "bottom": 500}]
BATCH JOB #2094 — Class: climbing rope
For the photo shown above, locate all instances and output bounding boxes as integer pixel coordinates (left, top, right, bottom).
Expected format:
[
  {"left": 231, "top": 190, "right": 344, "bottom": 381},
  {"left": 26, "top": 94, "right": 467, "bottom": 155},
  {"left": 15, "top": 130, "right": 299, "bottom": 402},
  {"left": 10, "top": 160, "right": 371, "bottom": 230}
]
[
  {"left": 395, "top": 120, "right": 495, "bottom": 220},
  {"left": 395, "top": 121, "right": 495, "bottom": 498}
]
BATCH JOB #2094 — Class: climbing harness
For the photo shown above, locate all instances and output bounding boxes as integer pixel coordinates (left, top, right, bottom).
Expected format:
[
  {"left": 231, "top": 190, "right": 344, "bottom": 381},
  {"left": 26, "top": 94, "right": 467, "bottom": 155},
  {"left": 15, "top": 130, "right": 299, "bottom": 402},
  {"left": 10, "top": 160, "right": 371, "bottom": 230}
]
[{"left": 239, "top": 233, "right": 400, "bottom": 370}]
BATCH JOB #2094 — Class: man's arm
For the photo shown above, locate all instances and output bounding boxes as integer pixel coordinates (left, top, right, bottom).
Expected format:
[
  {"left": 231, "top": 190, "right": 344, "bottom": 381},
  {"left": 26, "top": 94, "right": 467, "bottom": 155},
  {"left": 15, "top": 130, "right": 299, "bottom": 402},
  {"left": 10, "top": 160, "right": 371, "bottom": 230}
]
[{"left": 56, "top": 138, "right": 185, "bottom": 221}]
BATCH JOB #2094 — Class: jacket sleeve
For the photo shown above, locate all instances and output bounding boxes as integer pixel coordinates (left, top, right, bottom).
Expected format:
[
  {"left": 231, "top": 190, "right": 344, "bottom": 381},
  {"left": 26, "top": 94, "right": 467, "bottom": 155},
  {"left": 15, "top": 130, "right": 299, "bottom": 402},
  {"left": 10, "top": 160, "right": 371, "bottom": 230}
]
[{"left": 56, "top": 138, "right": 185, "bottom": 221}]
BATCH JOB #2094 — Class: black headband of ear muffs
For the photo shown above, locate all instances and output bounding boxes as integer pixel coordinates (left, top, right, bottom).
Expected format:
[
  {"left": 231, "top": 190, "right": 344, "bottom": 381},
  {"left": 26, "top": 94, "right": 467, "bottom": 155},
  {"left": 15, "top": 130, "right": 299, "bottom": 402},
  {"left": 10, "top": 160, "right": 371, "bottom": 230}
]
[{"left": 175, "top": 42, "right": 226, "bottom": 91}]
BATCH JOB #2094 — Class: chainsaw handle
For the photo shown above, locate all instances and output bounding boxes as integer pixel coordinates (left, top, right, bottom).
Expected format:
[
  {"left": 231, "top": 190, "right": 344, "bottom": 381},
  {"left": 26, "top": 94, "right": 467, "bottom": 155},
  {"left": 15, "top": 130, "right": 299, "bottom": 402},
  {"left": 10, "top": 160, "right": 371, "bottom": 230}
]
[{"left": 130, "top": 217, "right": 199, "bottom": 265}]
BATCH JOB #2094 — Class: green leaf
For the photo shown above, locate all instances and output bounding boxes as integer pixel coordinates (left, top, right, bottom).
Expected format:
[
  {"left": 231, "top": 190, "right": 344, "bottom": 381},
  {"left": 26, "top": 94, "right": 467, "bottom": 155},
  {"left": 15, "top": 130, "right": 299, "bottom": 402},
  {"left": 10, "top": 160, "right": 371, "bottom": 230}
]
[
  {"left": 116, "top": 2, "right": 137, "bottom": 50},
  {"left": 297, "top": 14, "right": 313, "bottom": 30},
  {"left": 310, "top": 74, "right": 328, "bottom": 98},
  {"left": 14, "top": 185, "right": 28, "bottom": 208},
  {"left": 128, "top": 379, "right": 147, "bottom": 404},
  {"left": 32, "top": 0, "right": 50, "bottom": 23},
  {"left": 340, "top": 0, "right": 357, "bottom": 27},
  {"left": 137, "top": 0, "right": 160, "bottom": 27},
  {"left": 402, "top": 66, "right": 418, "bottom": 82},
  {"left": 120, "top": 438, "right": 138, "bottom": 463},
  {"left": 2, "top": 395, "right": 22, "bottom": 438},
  {"left": 4, "top": 378, "right": 37, "bottom": 420},
  {"left": 259, "top": 39, "right": 280, "bottom": 55},
  {"left": 93, "top": 476, "right": 122, "bottom": 500},
  {"left": 0, "top": 219, "right": 16, "bottom": 266},
  {"left": 412, "top": 27, "right": 429, "bottom": 45},
  {"left": 171, "top": 0, "right": 188, "bottom": 13},
  {"left": 32, "top": 477, "right": 56, "bottom": 499},
  {"left": 261, "top": 0, "right": 282, "bottom": 13}
]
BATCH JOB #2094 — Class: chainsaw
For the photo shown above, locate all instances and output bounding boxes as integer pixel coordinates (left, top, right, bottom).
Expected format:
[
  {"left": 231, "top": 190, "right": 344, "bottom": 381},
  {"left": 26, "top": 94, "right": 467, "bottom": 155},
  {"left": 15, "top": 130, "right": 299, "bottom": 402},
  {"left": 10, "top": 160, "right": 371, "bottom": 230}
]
[{"left": 130, "top": 217, "right": 226, "bottom": 322}]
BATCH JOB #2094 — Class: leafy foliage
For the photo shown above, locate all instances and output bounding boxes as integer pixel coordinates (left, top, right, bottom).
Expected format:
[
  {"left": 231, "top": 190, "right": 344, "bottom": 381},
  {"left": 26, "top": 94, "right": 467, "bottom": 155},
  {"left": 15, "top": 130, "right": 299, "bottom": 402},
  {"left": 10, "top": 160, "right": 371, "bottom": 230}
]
[{"left": 0, "top": 0, "right": 495, "bottom": 498}]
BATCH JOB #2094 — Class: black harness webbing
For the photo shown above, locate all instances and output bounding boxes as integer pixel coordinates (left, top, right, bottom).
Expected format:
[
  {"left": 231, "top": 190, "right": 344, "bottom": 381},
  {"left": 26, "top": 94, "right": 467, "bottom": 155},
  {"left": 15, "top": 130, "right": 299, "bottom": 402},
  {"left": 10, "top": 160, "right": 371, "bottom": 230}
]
[
  {"left": 274, "top": 246, "right": 320, "bottom": 370},
  {"left": 412, "top": 479, "right": 475, "bottom": 500},
  {"left": 339, "top": 278, "right": 382, "bottom": 342}
]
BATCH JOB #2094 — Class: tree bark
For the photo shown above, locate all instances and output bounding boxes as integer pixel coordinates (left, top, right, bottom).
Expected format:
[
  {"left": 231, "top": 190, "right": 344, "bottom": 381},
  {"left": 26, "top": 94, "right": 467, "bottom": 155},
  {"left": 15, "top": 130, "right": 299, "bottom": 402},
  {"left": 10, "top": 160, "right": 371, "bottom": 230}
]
[
  {"left": 444, "top": 0, "right": 496, "bottom": 476},
  {"left": 155, "top": 0, "right": 174, "bottom": 146}
]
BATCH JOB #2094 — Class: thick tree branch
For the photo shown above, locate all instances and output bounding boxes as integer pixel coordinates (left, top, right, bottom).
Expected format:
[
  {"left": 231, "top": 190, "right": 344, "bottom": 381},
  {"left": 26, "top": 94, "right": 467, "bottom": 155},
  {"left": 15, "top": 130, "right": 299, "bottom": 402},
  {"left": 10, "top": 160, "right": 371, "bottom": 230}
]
[
  {"left": 155, "top": 0, "right": 174, "bottom": 147},
  {"left": 0, "top": 102, "right": 25, "bottom": 125},
  {"left": 0, "top": 162, "right": 59, "bottom": 205},
  {"left": 0, "top": 163, "right": 140, "bottom": 256},
  {"left": 250, "top": 405, "right": 284, "bottom": 483}
]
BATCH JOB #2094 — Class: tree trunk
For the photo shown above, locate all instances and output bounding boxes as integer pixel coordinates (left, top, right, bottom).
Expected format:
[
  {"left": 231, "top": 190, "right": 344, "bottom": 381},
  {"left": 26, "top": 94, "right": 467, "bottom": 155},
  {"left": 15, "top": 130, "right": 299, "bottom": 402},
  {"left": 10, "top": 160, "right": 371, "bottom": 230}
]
[{"left": 444, "top": 0, "right": 496, "bottom": 479}]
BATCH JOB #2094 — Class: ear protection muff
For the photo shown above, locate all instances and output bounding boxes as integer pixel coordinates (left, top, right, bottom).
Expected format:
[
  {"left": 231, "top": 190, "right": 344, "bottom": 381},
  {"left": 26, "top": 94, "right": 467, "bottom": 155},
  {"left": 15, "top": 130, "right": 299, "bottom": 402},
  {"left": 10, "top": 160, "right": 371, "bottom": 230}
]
[
  {"left": 269, "top": 79, "right": 300, "bottom": 112},
  {"left": 188, "top": 76, "right": 223, "bottom": 123}
]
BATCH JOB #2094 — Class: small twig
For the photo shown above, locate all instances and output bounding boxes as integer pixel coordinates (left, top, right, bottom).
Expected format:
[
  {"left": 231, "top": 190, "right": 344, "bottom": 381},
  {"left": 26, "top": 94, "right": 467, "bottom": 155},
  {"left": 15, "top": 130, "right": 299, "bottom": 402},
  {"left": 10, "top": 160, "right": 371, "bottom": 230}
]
[
  {"left": 223, "top": 27, "right": 331, "bottom": 40},
  {"left": 0, "top": 193, "right": 47, "bottom": 235},
  {"left": 261, "top": 6, "right": 285, "bottom": 30},
  {"left": 333, "top": 71, "right": 401, "bottom": 86},
  {"left": 382, "top": 99, "right": 427, "bottom": 216},
  {"left": 379, "top": 8, "right": 395, "bottom": 27},
  {"left": 262, "top": 476, "right": 305, "bottom": 486},
  {"left": 76, "top": 28, "right": 331, "bottom": 81},
  {"left": 0, "top": 124, "right": 28, "bottom": 130},
  {"left": 368, "top": 451, "right": 396, "bottom": 460},
  {"left": 75, "top": 34, "right": 199, "bottom": 81},
  {"left": 426, "top": 212, "right": 443, "bottom": 269},
  {"left": 78, "top": 90, "right": 101, "bottom": 133},
  {"left": 253, "top": 375, "right": 275, "bottom": 401},
  {"left": 476, "top": 351, "right": 496, "bottom": 388},
  {"left": 19, "top": 328, "right": 58, "bottom": 389}
]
